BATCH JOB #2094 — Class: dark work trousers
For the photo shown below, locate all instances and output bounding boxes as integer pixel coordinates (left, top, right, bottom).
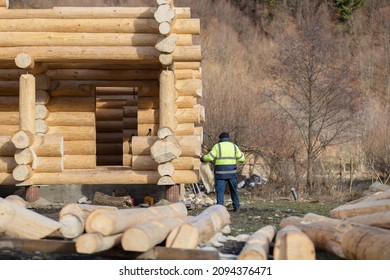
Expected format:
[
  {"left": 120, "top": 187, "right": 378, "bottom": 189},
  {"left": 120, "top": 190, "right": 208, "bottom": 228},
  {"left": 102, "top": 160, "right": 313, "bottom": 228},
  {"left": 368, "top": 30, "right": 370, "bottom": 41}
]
[{"left": 215, "top": 177, "right": 240, "bottom": 210}]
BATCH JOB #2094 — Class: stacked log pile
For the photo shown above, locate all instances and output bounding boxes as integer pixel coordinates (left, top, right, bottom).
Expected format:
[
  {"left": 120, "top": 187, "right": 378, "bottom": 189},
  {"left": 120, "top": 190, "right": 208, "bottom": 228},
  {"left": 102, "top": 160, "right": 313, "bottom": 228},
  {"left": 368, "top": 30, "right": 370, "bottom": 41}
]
[
  {"left": 275, "top": 182, "right": 390, "bottom": 260},
  {"left": 0, "top": 196, "right": 231, "bottom": 257}
]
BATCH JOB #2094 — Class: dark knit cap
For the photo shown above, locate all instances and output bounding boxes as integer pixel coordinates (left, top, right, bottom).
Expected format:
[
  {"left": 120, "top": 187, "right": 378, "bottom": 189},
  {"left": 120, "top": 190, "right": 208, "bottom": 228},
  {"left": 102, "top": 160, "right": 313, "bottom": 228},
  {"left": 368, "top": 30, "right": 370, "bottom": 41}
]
[{"left": 219, "top": 132, "right": 230, "bottom": 140}]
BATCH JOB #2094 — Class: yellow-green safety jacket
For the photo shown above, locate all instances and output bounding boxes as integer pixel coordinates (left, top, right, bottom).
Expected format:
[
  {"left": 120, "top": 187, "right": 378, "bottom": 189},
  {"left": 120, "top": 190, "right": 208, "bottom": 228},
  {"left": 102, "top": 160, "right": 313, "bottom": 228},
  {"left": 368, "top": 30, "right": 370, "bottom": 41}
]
[{"left": 202, "top": 140, "right": 245, "bottom": 179}]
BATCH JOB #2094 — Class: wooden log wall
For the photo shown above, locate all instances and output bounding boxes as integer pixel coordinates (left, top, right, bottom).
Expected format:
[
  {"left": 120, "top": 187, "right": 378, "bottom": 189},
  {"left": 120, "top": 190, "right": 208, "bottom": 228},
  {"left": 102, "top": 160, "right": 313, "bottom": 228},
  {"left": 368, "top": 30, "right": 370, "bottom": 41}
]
[{"left": 0, "top": 2, "right": 202, "bottom": 186}]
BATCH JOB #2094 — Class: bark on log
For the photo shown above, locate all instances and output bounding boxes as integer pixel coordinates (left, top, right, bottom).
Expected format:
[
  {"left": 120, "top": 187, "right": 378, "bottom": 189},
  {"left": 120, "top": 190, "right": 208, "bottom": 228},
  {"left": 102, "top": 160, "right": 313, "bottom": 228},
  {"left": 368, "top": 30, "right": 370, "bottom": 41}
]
[
  {"left": 76, "top": 232, "right": 122, "bottom": 254},
  {"left": 166, "top": 205, "right": 230, "bottom": 249},
  {"left": 330, "top": 199, "right": 390, "bottom": 219},
  {"left": 237, "top": 225, "right": 277, "bottom": 260},
  {"left": 59, "top": 203, "right": 117, "bottom": 239},
  {"left": 121, "top": 217, "right": 184, "bottom": 252},
  {"left": 150, "top": 135, "right": 182, "bottom": 163},
  {"left": 19, "top": 74, "right": 36, "bottom": 133},
  {"left": 85, "top": 202, "right": 187, "bottom": 236},
  {"left": 92, "top": 191, "right": 133, "bottom": 208},
  {"left": 273, "top": 225, "right": 316, "bottom": 260},
  {"left": 0, "top": 197, "right": 61, "bottom": 239},
  {"left": 0, "top": 7, "right": 191, "bottom": 19}
]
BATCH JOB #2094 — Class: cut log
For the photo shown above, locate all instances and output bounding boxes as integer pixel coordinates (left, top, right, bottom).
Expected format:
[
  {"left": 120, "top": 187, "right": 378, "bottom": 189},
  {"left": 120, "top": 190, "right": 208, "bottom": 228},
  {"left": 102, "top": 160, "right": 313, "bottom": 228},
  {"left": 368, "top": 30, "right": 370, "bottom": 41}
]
[
  {"left": 0, "top": 111, "right": 18, "bottom": 125},
  {"left": 166, "top": 205, "right": 230, "bottom": 249},
  {"left": 279, "top": 213, "right": 390, "bottom": 260},
  {"left": 76, "top": 232, "right": 123, "bottom": 254},
  {"left": 29, "top": 169, "right": 198, "bottom": 185},
  {"left": 346, "top": 211, "right": 390, "bottom": 229},
  {"left": 0, "top": 32, "right": 191, "bottom": 47},
  {"left": 35, "top": 74, "right": 51, "bottom": 91},
  {"left": 157, "top": 126, "right": 174, "bottom": 139},
  {"left": 158, "top": 175, "right": 175, "bottom": 185},
  {"left": 97, "top": 133, "right": 123, "bottom": 144},
  {"left": 0, "top": 197, "right": 61, "bottom": 239},
  {"left": 47, "top": 69, "right": 160, "bottom": 80},
  {"left": 35, "top": 104, "right": 49, "bottom": 120},
  {"left": 0, "top": 0, "right": 9, "bottom": 8},
  {"left": 155, "top": 34, "right": 179, "bottom": 53},
  {"left": 47, "top": 96, "right": 95, "bottom": 112},
  {"left": 174, "top": 69, "right": 202, "bottom": 80},
  {"left": 92, "top": 191, "right": 133, "bottom": 208},
  {"left": 35, "top": 119, "right": 48, "bottom": 134},
  {"left": 19, "top": 74, "right": 36, "bottom": 133},
  {"left": 63, "top": 140, "right": 95, "bottom": 155},
  {"left": 0, "top": 125, "right": 19, "bottom": 136},
  {"left": 35, "top": 90, "right": 50, "bottom": 105},
  {"left": 121, "top": 217, "right": 184, "bottom": 252},
  {"left": 273, "top": 225, "right": 316, "bottom": 260},
  {"left": 59, "top": 203, "right": 117, "bottom": 239},
  {"left": 159, "top": 53, "right": 173, "bottom": 66},
  {"left": 175, "top": 79, "right": 202, "bottom": 97},
  {"left": 150, "top": 135, "right": 182, "bottom": 163},
  {"left": 159, "top": 70, "right": 177, "bottom": 130},
  {"left": 32, "top": 156, "right": 64, "bottom": 173},
  {"left": 154, "top": 4, "right": 175, "bottom": 23},
  {"left": 132, "top": 156, "right": 195, "bottom": 171},
  {"left": 0, "top": 46, "right": 200, "bottom": 63},
  {"left": 0, "top": 96, "right": 18, "bottom": 111},
  {"left": 0, "top": 156, "right": 17, "bottom": 172},
  {"left": 158, "top": 162, "right": 175, "bottom": 176},
  {"left": 330, "top": 199, "right": 390, "bottom": 219},
  {"left": 96, "top": 121, "right": 123, "bottom": 132},
  {"left": 96, "top": 143, "right": 123, "bottom": 155},
  {"left": 176, "top": 105, "right": 205, "bottom": 124},
  {"left": 14, "top": 148, "right": 35, "bottom": 165},
  {"left": 46, "top": 112, "right": 95, "bottom": 126},
  {"left": 12, "top": 164, "right": 33, "bottom": 181},
  {"left": 237, "top": 225, "right": 277, "bottom": 260},
  {"left": 131, "top": 135, "right": 201, "bottom": 157},
  {"left": 63, "top": 155, "right": 96, "bottom": 169},
  {"left": 47, "top": 126, "right": 96, "bottom": 141},
  {"left": 31, "top": 135, "right": 64, "bottom": 157},
  {"left": 5, "top": 195, "right": 27, "bottom": 208},
  {"left": 0, "top": 7, "right": 191, "bottom": 20},
  {"left": 15, "top": 52, "right": 34, "bottom": 69},
  {"left": 11, "top": 130, "right": 35, "bottom": 149},
  {"left": 95, "top": 108, "right": 124, "bottom": 121},
  {"left": 0, "top": 136, "right": 16, "bottom": 156},
  {"left": 85, "top": 202, "right": 187, "bottom": 236}
]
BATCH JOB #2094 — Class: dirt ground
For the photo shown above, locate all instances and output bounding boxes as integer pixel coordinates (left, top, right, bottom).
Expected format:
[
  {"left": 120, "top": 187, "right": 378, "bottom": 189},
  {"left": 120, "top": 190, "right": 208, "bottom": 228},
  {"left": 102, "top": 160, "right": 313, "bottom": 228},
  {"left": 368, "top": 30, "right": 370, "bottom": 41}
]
[{"left": 0, "top": 187, "right": 344, "bottom": 260}]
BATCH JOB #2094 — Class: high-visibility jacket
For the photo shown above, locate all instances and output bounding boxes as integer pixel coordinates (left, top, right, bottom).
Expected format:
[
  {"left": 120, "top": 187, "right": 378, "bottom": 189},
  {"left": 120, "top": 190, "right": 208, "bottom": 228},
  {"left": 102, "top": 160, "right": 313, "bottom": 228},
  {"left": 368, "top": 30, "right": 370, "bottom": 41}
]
[{"left": 202, "top": 140, "right": 245, "bottom": 179}]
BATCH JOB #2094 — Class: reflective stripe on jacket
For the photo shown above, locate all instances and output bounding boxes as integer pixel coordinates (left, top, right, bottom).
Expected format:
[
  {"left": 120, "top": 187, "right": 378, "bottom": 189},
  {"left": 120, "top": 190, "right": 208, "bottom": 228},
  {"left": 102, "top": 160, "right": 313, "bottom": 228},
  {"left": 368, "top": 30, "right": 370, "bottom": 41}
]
[{"left": 202, "top": 140, "right": 245, "bottom": 179}]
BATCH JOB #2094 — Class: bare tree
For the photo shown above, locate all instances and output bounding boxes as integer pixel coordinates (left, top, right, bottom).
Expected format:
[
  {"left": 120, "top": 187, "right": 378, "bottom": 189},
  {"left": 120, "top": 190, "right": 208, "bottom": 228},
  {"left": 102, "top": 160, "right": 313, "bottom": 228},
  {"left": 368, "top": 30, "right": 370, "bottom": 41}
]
[{"left": 267, "top": 2, "right": 361, "bottom": 191}]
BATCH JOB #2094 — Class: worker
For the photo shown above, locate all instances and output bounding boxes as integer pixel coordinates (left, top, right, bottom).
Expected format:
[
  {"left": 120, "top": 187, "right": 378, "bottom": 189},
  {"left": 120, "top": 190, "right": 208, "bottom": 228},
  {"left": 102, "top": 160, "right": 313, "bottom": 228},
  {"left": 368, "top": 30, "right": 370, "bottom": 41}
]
[{"left": 200, "top": 132, "right": 245, "bottom": 212}]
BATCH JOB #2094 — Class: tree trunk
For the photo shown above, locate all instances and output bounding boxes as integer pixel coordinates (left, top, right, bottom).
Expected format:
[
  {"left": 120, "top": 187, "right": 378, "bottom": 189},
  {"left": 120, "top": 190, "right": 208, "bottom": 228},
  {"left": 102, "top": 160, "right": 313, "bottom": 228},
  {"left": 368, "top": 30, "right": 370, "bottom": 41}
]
[
  {"left": 76, "top": 232, "right": 122, "bottom": 254},
  {"left": 273, "top": 225, "right": 316, "bottom": 260}
]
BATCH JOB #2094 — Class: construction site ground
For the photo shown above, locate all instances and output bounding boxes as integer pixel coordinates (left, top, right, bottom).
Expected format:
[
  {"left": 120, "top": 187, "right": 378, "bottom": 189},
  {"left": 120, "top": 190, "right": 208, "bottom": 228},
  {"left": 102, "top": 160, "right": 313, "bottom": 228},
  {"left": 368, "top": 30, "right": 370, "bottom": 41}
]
[{"left": 0, "top": 187, "right": 343, "bottom": 260}]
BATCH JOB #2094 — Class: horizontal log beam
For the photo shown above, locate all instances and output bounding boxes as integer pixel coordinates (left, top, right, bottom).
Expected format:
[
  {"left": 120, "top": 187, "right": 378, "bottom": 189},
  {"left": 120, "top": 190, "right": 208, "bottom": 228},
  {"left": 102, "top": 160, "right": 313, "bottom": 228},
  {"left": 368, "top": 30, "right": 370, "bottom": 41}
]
[
  {"left": 0, "top": 46, "right": 201, "bottom": 63},
  {"left": 0, "top": 7, "right": 191, "bottom": 19},
  {"left": 29, "top": 169, "right": 199, "bottom": 185}
]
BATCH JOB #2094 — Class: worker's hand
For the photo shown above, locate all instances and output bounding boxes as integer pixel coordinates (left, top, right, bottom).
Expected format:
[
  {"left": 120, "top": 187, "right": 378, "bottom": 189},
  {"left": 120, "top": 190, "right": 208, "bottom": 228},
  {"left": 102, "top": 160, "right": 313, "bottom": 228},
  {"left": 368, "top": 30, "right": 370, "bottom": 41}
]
[{"left": 200, "top": 156, "right": 205, "bottom": 163}]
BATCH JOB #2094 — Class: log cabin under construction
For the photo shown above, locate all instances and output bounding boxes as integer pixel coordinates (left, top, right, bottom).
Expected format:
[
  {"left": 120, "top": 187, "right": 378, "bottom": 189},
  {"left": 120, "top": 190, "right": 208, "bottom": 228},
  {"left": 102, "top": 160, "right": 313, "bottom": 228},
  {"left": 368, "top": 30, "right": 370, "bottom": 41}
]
[{"left": 0, "top": 0, "right": 203, "bottom": 201}]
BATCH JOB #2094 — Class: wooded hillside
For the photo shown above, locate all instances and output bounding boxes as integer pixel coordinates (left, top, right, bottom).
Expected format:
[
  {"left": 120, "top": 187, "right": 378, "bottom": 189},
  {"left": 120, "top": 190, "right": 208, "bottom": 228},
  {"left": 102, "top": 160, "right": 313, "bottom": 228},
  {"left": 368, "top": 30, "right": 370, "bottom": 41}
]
[{"left": 7, "top": 0, "right": 390, "bottom": 196}]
